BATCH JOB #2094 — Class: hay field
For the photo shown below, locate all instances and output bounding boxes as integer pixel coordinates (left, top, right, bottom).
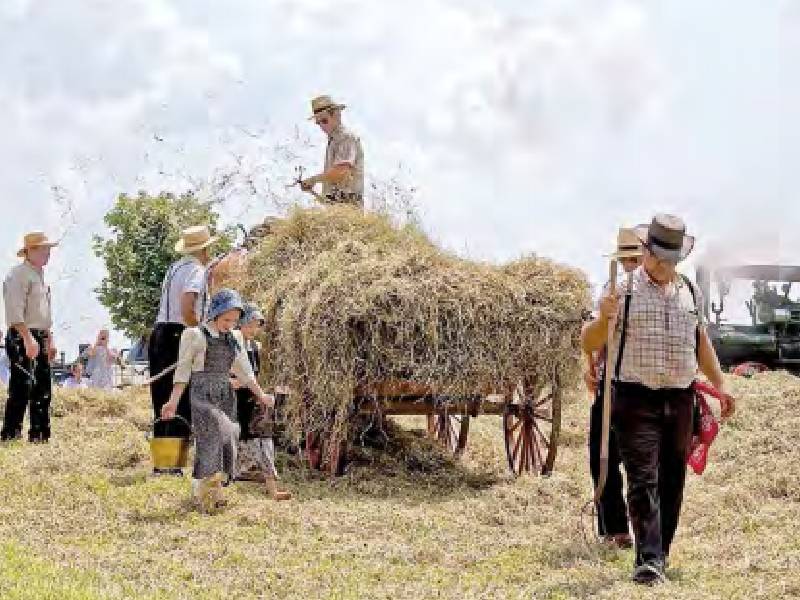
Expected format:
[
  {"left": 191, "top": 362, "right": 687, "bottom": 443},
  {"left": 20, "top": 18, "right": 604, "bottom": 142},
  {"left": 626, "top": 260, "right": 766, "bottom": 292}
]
[{"left": 0, "top": 373, "right": 798, "bottom": 599}]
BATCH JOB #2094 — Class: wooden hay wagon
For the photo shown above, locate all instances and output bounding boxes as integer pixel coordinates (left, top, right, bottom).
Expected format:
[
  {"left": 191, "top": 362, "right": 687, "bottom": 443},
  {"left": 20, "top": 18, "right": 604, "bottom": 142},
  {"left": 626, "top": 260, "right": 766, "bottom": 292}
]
[{"left": 301, "top": 373, "right": 562, "bottom": 479}]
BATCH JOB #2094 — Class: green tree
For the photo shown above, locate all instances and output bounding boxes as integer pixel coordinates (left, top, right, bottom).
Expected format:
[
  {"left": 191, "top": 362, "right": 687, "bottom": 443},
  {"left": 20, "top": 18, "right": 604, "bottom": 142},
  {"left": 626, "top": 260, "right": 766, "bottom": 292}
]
[{"left": 93, "top": 191, "right": 233, "bottom": 339}]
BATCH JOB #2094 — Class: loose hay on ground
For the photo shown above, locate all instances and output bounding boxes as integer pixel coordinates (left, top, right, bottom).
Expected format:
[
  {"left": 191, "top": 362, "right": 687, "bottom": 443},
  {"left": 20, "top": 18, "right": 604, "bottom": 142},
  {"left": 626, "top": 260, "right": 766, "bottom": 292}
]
[{"left": 0, "top": 373, "right": 799, "bottom": 598}]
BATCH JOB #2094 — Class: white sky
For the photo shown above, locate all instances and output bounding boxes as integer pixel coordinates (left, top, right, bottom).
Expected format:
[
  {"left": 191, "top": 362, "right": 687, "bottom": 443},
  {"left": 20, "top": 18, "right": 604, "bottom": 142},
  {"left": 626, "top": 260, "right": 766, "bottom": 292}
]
[{"left": 1, "top": 0, "right": 799, "bottom": 359}]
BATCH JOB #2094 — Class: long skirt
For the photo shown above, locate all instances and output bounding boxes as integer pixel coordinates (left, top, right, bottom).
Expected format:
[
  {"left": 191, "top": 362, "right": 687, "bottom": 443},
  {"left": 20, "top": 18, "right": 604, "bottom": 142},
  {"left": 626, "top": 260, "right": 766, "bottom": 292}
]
[
  {"left": 238, "top": 438, "right": 278, "bottom": 478},
  {"left": 236, "top": 388, "right": 278, "bottom": 478},
  {"left": 191, "top": 373, "right": 240, "bottom": 480}
]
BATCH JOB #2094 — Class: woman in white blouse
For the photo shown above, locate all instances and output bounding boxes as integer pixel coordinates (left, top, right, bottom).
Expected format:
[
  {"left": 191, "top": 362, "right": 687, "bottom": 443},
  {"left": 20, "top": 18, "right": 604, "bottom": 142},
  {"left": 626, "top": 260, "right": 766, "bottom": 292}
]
[{"left": 161, "top": 288, "right": 274, "bottom": 514}]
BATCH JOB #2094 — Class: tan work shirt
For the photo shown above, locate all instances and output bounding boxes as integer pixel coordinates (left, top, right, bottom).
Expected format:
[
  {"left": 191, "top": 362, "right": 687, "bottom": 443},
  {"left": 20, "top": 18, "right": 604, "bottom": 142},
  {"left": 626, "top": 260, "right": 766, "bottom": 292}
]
[
  {"left": 3, "top": 261, "right": 52, "bottom": 331},
  {"left": 323, "top": 125, "right": 365, "bottom": 205}
]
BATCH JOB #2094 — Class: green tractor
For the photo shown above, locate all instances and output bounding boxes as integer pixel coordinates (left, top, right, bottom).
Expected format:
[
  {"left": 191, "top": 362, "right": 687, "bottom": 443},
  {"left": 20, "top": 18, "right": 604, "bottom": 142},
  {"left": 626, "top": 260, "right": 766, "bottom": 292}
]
[{"left": 695, "top": 264, "right": 800, "bottom": 374}]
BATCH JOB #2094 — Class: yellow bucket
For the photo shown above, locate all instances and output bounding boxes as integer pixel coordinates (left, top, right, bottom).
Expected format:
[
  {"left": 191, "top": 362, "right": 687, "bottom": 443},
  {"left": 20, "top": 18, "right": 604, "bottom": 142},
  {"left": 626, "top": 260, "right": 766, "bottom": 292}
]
[{"left": 149, "top": 417, "right": 192, "bottom": 470}]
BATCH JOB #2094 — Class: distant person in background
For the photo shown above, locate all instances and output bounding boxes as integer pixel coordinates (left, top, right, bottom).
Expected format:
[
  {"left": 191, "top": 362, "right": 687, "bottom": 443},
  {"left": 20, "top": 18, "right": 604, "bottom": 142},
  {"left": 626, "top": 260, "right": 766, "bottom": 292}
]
[
  {"left": 233, "top": 302, "right": 291, "bottom": 501},
  {"left": 0, "top": 301, "right": 7, "bottom": 385},
  {"left": 86, "top": 329, "right": 118, "bottom": 390},
  {"left": 1, "top": 232, "right": 58, "bottom": 443},
  {"left": 62, "top": 362, "right": 89, "bottom": 389},
  {"left": 149, "top": 225, "right": 217, "bottom": 473},
  {"left": 0, "top": 335, "right": 9, "bottom": 386},
  {"left": 300, "top": 95, "right": 365, "bottom": 207}
]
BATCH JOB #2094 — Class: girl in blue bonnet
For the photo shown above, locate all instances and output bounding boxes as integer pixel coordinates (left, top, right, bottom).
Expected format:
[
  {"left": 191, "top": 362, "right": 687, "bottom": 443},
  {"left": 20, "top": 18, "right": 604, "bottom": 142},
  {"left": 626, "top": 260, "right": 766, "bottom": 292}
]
[{"left": 161, "top": 288, "right": 274, "bottom": 514}]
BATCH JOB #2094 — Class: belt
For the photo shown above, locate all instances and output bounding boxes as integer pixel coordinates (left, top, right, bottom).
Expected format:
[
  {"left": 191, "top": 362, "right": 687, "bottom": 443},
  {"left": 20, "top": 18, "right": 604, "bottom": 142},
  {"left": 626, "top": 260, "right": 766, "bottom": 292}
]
[
  {"left": 613, "top": 380, "right": 692, "bottom": 394},
  {"left": 325, "top": 192, "right": 363, "bottom": 205},
  {"left": 10, "top": 327, "right": 48, "bottom": 337}
]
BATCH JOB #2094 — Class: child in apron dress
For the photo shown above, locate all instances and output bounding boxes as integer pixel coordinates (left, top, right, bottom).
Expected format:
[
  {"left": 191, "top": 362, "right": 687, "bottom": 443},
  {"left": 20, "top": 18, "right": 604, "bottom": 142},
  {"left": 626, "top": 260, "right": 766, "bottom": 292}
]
[
  {"left": 233, "top": 303, "right": 291, "bottom": 500},
  {"left": 160, "top": 288, "right": 275, "bottom": 514}
]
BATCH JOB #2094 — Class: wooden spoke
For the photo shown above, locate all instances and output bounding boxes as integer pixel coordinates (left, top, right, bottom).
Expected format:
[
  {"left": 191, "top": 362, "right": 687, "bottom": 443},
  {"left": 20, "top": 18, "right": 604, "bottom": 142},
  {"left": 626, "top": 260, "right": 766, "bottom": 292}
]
[
  {"left": 304, "top": 429, "right": 346, "bottom": 477},
  {"left": 304, "top": 431, "right": 322, "bottom": 471},
  {"left": 503, "top": 376, "right": 561, "bottom": 477},
  {"left": 427, "top": 412, "right": 470, "bottom": 458},
  {"left": 327, "top": 431, "right": 346, "bottom": 478}
]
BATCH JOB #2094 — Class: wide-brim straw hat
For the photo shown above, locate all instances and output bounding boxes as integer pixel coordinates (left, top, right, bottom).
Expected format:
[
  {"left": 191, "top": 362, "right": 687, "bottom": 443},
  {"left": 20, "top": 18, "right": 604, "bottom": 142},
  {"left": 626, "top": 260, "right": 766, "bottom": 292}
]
[
  {"left": 636, "top": 213, "right": 695, "bottom": 263},
  {"left": 17, "top": 231, "right": 58, "bottom": 257},
  {"left": 175, "top": 225, "right": 218, "bottom": 254},
  {"left": 606, "top": 225, "right": 648, "bottom": 260},
  {"left": 308, "top": 95, "right": 346, "bottom": 120}
]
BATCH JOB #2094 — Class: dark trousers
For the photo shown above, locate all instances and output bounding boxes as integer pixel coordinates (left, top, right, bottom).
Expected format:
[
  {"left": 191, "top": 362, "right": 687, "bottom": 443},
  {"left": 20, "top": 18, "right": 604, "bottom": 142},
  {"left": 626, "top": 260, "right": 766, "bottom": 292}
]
[
  {"left": 149, "top": 323, "right": 192, "bottom": 438},
  {"left": 1, "top": 329, "right": 52, "bottom": 442},
  {"left": 236, "top": 388, "right": 256, "bottom": 441},
  {"left": 589, "top": 391, "right": 629, "bottom": 536},
  {"left": 612, "top": 381, "right": 694, "bottom": 566}
]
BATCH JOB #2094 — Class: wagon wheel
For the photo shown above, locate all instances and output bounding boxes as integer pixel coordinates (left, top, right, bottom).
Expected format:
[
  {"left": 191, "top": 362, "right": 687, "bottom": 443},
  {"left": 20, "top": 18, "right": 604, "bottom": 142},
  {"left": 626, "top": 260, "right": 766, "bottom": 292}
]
[
  {"left": 426, "top": 412, "right": 470, "bottom": 457},
  {"left": 304, "top": 429, "right": 347, "bottom": 477},
  {"left": 503, "top": 377, "right": 561, "bottom": 476},
  {"left": 304, "top": 431, "right": 323, "bottom": 470}
]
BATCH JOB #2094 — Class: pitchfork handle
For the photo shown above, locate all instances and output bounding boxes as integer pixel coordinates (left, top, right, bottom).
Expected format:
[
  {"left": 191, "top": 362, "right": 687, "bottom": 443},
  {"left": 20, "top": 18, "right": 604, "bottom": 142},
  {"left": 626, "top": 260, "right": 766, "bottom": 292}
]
[{"left": 593, "top": 259, "right": 618, "bottom": 504}]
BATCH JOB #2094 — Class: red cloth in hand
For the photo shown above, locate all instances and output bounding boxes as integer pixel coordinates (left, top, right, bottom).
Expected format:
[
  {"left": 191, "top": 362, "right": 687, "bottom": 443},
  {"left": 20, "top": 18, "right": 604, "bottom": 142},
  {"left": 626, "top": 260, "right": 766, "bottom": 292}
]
[{"left": 688, "top": 381, "right": 722, "bottom": 475}]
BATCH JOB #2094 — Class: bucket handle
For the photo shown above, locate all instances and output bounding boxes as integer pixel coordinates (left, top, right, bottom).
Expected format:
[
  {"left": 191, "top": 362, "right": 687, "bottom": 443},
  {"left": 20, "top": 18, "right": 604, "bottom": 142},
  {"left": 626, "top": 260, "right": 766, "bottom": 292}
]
[{"left": 147, "top": 415, "right": 193, "bottom": 440}]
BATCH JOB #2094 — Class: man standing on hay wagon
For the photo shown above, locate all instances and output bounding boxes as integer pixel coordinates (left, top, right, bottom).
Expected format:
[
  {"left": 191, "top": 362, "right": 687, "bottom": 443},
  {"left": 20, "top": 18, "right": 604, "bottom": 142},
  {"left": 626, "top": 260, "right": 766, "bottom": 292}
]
[
  {"left": 582, "top": 214, "right": 735, "bottom": 585},
  {"left": 1, "top": 232, "right": 58, "bottom": 443},
  {"left": 300, "top": 95, "right": 365, "bottom": 208},
  {"left": 582, "top": 226, "right": 647, "bottom": 549},
  {"left": 148, "top": 225, "right": 217, "bottom": 473}
]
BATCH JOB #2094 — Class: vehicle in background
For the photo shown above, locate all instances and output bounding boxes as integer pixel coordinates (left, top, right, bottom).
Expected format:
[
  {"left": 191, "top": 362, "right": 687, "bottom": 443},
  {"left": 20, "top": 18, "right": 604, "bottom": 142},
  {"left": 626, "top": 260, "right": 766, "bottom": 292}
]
[
  {"left": 118, "top": 336, "right": 149, "bottom": 387},
  {"left": 695, "top": 264, "right": 800, "bottom": 374}
]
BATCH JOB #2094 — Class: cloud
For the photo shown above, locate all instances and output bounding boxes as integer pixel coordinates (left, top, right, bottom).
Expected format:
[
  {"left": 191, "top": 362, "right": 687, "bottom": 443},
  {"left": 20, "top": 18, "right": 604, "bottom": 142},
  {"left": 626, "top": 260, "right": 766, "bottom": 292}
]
[{"left": 0, "top": 0, "right": 795, "bottom": 357}]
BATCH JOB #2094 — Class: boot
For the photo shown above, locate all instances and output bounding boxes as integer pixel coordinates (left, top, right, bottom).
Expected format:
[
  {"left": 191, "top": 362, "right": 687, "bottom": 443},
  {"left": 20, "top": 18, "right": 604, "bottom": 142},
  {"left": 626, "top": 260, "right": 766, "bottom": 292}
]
[
  {"left": 196, "top": 472, "right": 225, "bottom": 514},
  {"left": 237, "top": 469, "right": 266, "bottom": 483},
  {"left": 265, "top": 476, "right": 292, "bottom": 501}
]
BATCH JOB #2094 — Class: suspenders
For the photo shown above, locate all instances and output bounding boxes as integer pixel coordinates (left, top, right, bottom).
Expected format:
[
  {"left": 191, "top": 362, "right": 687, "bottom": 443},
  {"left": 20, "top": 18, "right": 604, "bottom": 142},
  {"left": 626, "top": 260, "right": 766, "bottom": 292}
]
[{"left": 612, "top": 274, "right": 700, "bottom": 381}]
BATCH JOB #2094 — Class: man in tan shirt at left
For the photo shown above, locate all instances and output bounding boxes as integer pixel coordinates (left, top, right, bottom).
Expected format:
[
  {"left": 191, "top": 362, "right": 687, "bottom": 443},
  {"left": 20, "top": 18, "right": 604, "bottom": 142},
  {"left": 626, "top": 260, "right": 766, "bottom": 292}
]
[{"left": 1, "top": 232, "right": 58, "bottom": 442}]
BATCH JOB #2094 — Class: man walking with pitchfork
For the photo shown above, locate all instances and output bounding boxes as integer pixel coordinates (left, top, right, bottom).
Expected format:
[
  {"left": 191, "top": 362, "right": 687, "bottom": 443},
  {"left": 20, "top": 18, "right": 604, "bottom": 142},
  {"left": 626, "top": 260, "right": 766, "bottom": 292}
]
[{"left": 583, "top": 214, "right": 735, "bottom": 585}]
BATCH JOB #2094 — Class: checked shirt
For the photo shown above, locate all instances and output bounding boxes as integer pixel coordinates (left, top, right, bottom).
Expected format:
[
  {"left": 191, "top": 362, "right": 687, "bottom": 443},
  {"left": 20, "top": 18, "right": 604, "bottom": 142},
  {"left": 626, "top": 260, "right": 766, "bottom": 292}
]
[{"left": 614, "top": 266, "right": 703, "bottom": 390}]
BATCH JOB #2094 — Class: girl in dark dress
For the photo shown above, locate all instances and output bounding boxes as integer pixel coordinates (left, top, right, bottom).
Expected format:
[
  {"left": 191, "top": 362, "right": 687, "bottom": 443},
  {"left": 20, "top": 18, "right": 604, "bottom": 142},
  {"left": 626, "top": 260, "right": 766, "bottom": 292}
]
[{"left": 233, "top": 303, "right": 291, "bottom": 500}]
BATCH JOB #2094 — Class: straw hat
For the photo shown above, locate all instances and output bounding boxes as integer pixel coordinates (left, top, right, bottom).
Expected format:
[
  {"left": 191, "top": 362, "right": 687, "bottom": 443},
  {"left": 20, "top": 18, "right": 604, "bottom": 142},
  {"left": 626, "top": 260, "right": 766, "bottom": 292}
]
[
  {"left": 17, "top": 231, "right": 58, "bottom": 257},
  {"left": 174, "top": 225, "right": 218, "bottom": 254},
  {"left": 607, "top": 226, "right": 647, "bottom": 260},
  {"left": 636, "top": 213, "right": 695, "bottom": 263},
  {"left": 308, "top": 95, "right": 346, "bottom": 120}
]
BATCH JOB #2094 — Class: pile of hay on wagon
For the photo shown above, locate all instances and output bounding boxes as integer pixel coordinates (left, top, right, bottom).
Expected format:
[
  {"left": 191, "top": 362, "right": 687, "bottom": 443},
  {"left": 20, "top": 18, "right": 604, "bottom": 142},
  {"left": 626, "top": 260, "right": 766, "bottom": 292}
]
[{"left": 238, "top": 206, "right": 591, "bottom": 441}]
